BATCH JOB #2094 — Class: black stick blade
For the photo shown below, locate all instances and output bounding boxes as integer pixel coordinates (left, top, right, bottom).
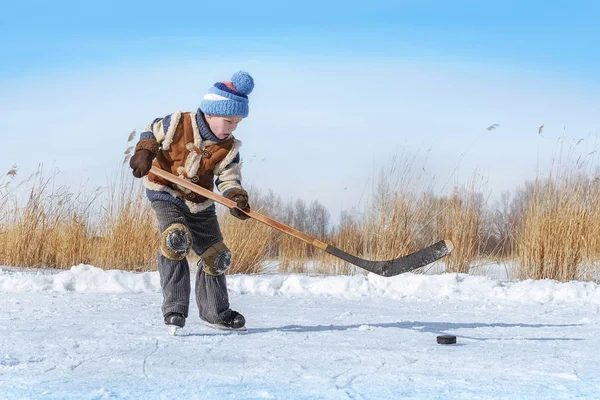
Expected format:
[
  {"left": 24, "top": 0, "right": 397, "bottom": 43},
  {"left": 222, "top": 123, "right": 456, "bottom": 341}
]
[{"left": 325, "top": 240, "right": 454, "bottom": 277}]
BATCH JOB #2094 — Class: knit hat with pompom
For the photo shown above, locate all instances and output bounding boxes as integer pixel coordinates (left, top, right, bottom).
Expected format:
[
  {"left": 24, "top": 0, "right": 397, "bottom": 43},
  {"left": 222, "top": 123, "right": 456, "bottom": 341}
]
[{"left": 199, "top": 71, "right": 255, "bottom": 118}]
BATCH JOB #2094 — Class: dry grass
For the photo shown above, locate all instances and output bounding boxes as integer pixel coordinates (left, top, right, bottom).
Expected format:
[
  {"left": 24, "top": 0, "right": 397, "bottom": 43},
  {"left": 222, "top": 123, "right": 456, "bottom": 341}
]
[
  {"left": 582, "top": 181, "right": 600, "bottom": 281},
  {"left": 1, "top": 139, "right": 599, "bottom": 282},
  {"left": 321, "top": 190, "right": 431, "bottom": 275},
  {"left": 428, "top": 178, "right": 488, "bottom": 274},
  {"left": 0, "top": 166, "right": 93, "bottom": 269},
  {"left": 89, "top": 170, "right": 158, "bottom": 271},
  {"left": 516, "top": 173, "right": 599, "bottom": 281},
  {"left": 309, "top": 152, "right": 448, "bottom": 275},
  {"left": 513, "top": 136, "right": 600, "bottom": 281},
  {"left": 0, "top": 163, "right": 276, "bottom": 274},
  {"left": 0, "top": 165, "right": 156, "bottom": 270},
  {"left": 217, "top": 207, "right": 272, "bottom": 274}
]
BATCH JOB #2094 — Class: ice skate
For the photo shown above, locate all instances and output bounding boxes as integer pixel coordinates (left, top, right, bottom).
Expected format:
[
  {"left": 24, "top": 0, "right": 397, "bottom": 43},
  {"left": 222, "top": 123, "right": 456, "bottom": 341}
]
[
  {"left": 165, "top": 312, "right": 185, "bottom": 336},
  {"left": 204, "top": 311, "right": 246, "bottom": 331}
]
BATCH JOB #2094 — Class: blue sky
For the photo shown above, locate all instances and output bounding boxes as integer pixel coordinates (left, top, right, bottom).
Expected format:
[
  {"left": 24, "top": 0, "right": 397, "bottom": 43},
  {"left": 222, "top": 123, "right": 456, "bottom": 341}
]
[
  {"left": 1, "top": 1, "right": 599, "bottom": 220},
  {"left": 2, "top": 1, "right": 599, "bottom": 80}
]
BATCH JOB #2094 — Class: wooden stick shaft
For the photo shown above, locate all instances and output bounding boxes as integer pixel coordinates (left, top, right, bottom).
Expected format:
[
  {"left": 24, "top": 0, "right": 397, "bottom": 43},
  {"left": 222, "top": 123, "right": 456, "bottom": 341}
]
[{"left": 149, "top": 166, "right": 329, "bottom": 250}]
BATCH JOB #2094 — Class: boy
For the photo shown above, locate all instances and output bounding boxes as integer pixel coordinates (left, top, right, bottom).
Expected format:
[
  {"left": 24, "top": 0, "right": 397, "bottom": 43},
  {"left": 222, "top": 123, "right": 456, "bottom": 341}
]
[{"left": 129, "top": 71, "right": 254, "bottom": 334}]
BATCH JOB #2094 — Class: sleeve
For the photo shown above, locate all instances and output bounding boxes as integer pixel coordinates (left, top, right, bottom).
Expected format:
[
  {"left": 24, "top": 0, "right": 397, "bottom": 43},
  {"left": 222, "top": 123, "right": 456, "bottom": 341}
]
[
  {"left": 214, "top": 152, "right": 244, "bottom": 197},
  {"left": 138, "top": 112, "right": 179, "bottom": 145},
  {"left": 140, "top": 118, "right": 163, "bottom": 141}
]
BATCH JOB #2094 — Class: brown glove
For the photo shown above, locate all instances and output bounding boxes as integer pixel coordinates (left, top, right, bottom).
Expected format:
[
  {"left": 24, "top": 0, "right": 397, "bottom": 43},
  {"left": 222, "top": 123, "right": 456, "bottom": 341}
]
[
  {"left": 225, "top": 189, "right": 251, "bottom": 220},
  {"left": 130, "top": 139, "right": 158, "bottom": 178}
]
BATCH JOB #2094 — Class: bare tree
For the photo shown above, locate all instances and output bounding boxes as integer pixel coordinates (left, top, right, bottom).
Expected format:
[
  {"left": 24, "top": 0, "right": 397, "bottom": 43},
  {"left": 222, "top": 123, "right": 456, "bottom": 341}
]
[
  {"left": 292, "top": 198, "right": 307, "bottom": 232},
  {"left": 307, "top": 200, "right": 331, "bottom": 239}
]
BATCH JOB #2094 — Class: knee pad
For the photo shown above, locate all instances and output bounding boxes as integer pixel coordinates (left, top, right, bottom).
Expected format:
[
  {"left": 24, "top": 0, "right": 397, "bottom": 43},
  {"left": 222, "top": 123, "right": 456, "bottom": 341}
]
[
  {"left": 160, "top": 223, "right": 192, "bottom": 261},
  {"left": 199, "top": 242, "right": 232, "bottom": 276}
]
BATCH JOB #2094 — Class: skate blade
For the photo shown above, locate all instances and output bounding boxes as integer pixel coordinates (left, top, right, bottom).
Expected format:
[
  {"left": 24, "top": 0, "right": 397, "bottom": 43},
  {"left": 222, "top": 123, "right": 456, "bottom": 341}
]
[
  {"left": 204, "top": 322, "right": 247, "bottom": 332},
  {"left": 167, "top": 325, "right": 180, "bottom": 336}
]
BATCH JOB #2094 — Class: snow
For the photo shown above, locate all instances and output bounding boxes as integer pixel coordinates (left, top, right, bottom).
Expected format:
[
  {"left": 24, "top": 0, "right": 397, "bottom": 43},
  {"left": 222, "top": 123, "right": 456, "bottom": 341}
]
[
  {"left": 1, "top": 265, "right": 600, "bottom": 399},
  {"left": 3, "top": 264, "right": 600, "bottom": 305}
]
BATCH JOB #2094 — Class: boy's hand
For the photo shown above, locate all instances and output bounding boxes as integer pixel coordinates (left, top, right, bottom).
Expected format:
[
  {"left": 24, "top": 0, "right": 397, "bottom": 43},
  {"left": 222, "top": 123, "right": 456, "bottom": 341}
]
[
  {"left": 130, "top": 138, "right": 159, "bottom": 178},
  {"left": 130, "top": 150, "right": 154, "bottom": 178},
  {"left": 226, "top": 190, "right": 251, "bottom": 220}
]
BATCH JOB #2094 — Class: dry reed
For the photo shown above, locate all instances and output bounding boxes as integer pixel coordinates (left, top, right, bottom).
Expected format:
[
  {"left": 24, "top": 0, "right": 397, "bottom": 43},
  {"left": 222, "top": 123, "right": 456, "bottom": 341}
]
[{"left": 1, "top": 138, "right": 599, "bottom": 282}]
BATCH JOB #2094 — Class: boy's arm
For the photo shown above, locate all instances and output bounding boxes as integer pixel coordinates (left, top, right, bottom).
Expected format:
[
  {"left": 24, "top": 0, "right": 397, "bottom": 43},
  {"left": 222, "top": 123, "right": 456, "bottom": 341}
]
[
  {"left": 214, "top": 152, "right": 244, "bottom": 197},
  {"left": 130, "top": 114, "right": 178, "bottom": 177},
  {"left": 137, "top": 111, "right": 182, "bottom": 147},
  {"left": 137, "top": 116, "right": 169, "bottom": 146},
  {"left": 214, "top": 149, "right": 251, "bottom": 220}
]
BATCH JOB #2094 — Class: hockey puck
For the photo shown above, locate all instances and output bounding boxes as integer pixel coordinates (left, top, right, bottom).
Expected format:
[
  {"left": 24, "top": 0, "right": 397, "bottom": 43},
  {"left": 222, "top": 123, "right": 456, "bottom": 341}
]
[{"left": 437, "top": 335, "right": 457, "bottom": 345}]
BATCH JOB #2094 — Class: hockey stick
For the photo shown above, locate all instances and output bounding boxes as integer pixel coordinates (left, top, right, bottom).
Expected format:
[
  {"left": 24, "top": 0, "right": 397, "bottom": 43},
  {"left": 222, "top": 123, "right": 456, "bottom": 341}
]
[{"left": 149, "top": 166, "right": 453, "bottom": 277}]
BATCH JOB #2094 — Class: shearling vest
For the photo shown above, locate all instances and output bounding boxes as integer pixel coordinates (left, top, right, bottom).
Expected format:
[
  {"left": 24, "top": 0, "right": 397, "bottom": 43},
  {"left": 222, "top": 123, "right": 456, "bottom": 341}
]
[{"left": 144, "top": 112, "right": 238, "bottom": 205}]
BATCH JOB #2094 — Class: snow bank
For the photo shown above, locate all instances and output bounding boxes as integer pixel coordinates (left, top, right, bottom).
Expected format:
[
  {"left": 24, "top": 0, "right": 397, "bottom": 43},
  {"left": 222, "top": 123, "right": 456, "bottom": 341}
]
[
  {"left": 0, "top": 264, "right": 160, "bottom": 293},
  {"left": 1, "top": 264, "right": 600, "bottom": 305},
  {"left": 228, "top": 272, "right": 600, "bottom": 304}
]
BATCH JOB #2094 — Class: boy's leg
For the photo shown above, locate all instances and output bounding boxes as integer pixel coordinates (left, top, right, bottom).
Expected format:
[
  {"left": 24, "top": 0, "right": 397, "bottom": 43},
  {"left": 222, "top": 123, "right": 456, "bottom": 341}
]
[
  {"left": 188, "top": 206, "right": 235, "bottom": 324},
  {"left": 197, "top": 267, "right": 232, "bottom": 324},
  {"left": 151, "top": 200, "right": 192, "bottom": 319}
]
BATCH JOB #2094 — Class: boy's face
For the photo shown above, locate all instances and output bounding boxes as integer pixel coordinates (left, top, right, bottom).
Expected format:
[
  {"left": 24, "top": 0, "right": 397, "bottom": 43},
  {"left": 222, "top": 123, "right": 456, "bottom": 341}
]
[{"left": 205, "top": 115, "right": 243, "bottom": 140}]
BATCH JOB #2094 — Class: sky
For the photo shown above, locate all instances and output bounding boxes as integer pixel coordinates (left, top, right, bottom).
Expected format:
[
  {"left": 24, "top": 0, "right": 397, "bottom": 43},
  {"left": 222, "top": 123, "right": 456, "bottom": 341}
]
[{"left": 1, "top": 0, "right": 599, "bottom": 221}]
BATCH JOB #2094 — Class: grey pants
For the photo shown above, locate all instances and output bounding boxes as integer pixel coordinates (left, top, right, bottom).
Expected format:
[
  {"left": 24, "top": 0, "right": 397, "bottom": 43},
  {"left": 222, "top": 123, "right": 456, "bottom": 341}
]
[{"left": 151, "top": 200, "right": 233, "bottom": 324}]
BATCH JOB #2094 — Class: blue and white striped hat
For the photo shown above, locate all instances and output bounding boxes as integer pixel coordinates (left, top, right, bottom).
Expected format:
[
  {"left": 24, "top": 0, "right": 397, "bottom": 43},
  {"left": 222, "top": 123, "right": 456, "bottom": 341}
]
[{"left": 199, "top": 71, "right": 255, "bottom": 118}]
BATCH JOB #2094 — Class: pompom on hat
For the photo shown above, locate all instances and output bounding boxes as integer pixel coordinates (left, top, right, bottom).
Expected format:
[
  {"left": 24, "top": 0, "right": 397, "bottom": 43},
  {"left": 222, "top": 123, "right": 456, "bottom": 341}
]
[{"left": 199, "top": 71, "right": 255, "bottom": 118}]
